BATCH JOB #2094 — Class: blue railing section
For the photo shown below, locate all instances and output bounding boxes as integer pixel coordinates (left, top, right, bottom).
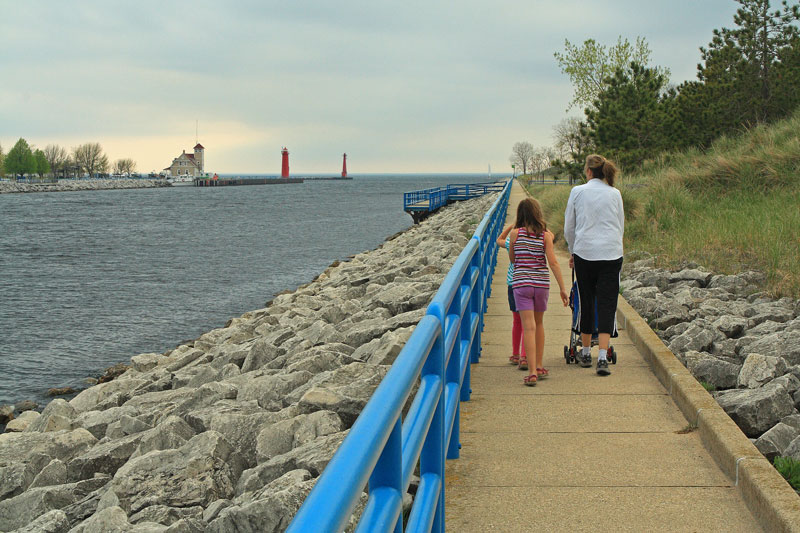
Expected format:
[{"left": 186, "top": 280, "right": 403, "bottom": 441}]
[
  {"left": 403, "top": 181, "right": 506, "bottom": 213},
  {"left": 288, "top": 179, "right": 512, "bottom": 533}
]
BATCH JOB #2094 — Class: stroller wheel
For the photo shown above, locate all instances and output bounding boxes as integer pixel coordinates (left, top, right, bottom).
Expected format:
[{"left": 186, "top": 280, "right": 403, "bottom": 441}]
[
  {"left": 564, "top": 346, "right": 570, "bottom": 364},
  {"left": 609, "top": 346, "right": 617, "bottom": 364}
]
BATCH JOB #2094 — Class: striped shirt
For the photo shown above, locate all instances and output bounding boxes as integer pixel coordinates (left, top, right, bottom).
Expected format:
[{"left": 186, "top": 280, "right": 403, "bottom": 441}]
[
  {"left": 511, "top": 228, "right": 549, "bottom": 289},
  {"left": 505, "top": 236, "right": 513, "bottom": 286}
]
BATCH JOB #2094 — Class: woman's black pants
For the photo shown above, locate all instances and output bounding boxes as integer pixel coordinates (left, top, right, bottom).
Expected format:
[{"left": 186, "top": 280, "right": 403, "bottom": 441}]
[{"left": 573, "top": 254, "right": 623, "bottom": 336}]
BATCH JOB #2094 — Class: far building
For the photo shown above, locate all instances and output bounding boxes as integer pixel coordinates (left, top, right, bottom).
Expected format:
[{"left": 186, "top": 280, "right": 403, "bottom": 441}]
[{"left": 164, "top": 143, "right": 205, "bottom": 177}]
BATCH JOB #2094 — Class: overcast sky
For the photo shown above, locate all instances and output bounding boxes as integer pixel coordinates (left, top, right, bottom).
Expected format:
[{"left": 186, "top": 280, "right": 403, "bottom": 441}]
[{"left": 0, "top": 1, "right": 740, "bottom": 174}]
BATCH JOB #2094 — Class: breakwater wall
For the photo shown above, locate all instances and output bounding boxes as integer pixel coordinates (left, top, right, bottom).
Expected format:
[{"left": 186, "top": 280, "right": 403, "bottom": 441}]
[
  {"left": 0, "top": 179, "right": 172, "bottom": 194},
  {"left": 0, "top": 190, "right": 501, "bottom": 532}
]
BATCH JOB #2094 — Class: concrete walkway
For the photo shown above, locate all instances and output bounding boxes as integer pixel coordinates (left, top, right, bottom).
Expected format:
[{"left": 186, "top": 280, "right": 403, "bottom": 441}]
[{"left": 444, "top": 180, "right": 762, "bottom": 532}]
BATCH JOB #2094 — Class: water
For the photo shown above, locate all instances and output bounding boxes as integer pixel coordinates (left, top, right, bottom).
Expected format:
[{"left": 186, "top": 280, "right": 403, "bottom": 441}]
[{"left": 0, "top": 174, "right": 498, "bottom": 407}]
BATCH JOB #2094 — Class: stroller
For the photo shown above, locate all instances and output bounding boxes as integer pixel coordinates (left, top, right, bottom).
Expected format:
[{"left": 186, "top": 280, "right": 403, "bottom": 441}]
[{"left": 563, "top": 269, "right": 618, "bottom": 364}]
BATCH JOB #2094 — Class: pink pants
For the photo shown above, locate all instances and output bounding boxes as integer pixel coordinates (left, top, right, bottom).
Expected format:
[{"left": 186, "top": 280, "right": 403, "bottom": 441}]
[{"left": 512, "top": 312, "right": 526, "bottom": 358}]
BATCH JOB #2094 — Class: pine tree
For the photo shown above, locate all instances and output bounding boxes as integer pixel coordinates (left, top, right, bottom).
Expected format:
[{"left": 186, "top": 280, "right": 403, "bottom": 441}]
[{"left": 585, "top": 63, "right": 672, "bottom": 169}]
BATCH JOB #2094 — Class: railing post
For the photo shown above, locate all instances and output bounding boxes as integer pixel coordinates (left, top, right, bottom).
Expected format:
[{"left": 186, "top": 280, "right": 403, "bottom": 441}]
[
  {"left": 420, "top": 315, "right": 445, "bottom": 533},
  {"left": 362, "top": 418, "right": 404, "bottom": 533},
  {"left": 470, "top": 247, "right": 481, "bottom": 364},
  {"left": 459, "top": 283, "right": 471, "bottom": 402}
]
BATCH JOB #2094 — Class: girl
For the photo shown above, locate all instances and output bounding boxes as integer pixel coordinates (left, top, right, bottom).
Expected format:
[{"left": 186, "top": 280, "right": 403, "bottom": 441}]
[
  {"left": 563, "top": 154, "right": 624, "bottom": 376},
  {"left": 509, "top": 198, "right": 569, "bottom": 386},
  {"left": 497, "top": 224, "right": 526, "bottom": 369}
]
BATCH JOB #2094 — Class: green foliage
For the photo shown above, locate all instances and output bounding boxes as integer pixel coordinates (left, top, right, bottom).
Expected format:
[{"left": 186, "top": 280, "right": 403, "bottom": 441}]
[
  {"left": 5, "top": 138, "right": 35, "bottom": 177},
  {"left": 586, "top": 63, "right": 676, "bottom": 169},
  {"left": 773, "top": 456, "right": 800, "bottom": 490},
  {"left": 700, "top": 381, "right": 717, "bottom": 392},
  {"left": 673, "top": 0, "right": 800, "bottom": 148},
  {"left": 0, "top": 142, "right": 4, "bottom": 177},
  {"left": 554, "top": 36, "right": 669, "bottom": 111},
  {"left": 33, "top": 149, "right": 50, "bottom": 177}
]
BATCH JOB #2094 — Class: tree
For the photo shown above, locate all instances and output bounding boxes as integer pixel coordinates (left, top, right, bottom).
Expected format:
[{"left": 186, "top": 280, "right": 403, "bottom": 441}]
[
  {"left": 44, "top": 144, "right": 69, "bottom": 178},
  {"left": 0, "top": 143, "right": 4, "bottom": 178},
  {"left": 586, "top": 63, "right": 675, "bottom": 170},
  {"left": 72, "top": 143, "right": 109, "bottom": 178},
  {"left": 33, "top": 149, "right": 50, "bottom": 178},
  {"left": 112, "top": 158, "right": 136, "bottom": 176},
  {"left": 554, "top": 36, "right": 670, "bottom": 110},
  {"left": 5, "top": 138, "right": 36, "bottom": 179},
  {"left": 509, "top": 141, "right": 535, "bottom": 175},
  {"left": 551, "top": 118, "right": 593, "bottom": 183},
  {"left": 688, "top": 0, "right": 800, "bottom": 138}
]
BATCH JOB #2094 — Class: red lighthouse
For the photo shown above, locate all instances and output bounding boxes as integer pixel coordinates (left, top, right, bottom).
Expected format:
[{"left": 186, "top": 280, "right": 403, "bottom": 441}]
[
  {"left": 281, "top": 147, "right": 290, "bottom": 178},
  {"left": 341, "top": 153, "right": 347, "bottom": 178}
]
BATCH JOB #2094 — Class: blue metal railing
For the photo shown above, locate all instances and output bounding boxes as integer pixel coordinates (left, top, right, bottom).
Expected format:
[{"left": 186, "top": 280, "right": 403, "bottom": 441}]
[
  {"left": 403, "top": 181, "right": 506, "bottom": 214},
  {"left": 288, "top": 180, "right": 511, "bottom": 533}
]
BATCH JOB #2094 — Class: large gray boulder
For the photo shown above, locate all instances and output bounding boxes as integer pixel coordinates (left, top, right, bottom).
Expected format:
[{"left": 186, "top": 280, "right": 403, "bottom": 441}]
[
  {"left": 785, "top": 435, "right": 800, "bottom": 461},
  {"left": 668, "top": 323, "right": 719, "bottom": 354},
  {"left": 69, "top": 378, "right": 148, "bottom": 414},
  {"left": 754, "top": 422, "right": 800, "bottom": 461},
  {"left": 255, "top": 410, "right": 343, "bottom": 463},
  {"left": 74, "top": 406, "right": 140, "bottom": 439},
  {"left": 11, "top": 509, "right": 70, "bottom": 533},
  {"left": 0, "top": 429, "right": 97, "bottom": 501},
  {"left": 207, "top": 469, "right": 316, "bottom": 533},
  {"left": 5, "top": 410, "right": 40, "bottom": 432},
  {"left": 111, "top": 431, "right": 244, "bottom": 515},
  {"left": 236, "top": 371, "right": 313, "bottom": 411},
  {"left": 130, "top": 415, "right": 196, "bottom": 459},
  {"left": 290, "top": 362, "right": 390, "bottom": 426},
  {"left": 715, "top": 382, "right": 796, "bottom": 437},
  {"left": 712, "top": 315, "right": 748, "bottom": 339},
  {"left": 740, "top": 331, "right": 800, "bottom": 366},
  {"left": 737, "top": 353, "right": 787, "bottom": 388},
  {"left": 67, "top": 432, "right": 144, "bottom": 481},
  {"left": 0, "top": 476, "right": 109, "bottom": 531},
  {"left": 350, "top": 327, "right": 414, "bottom": 366},
  {"left": 690, "top": 355, "right": 740, "bottom": 390},
  {"left": 237, "top": 431, "right": 346, "bottom": 495}
]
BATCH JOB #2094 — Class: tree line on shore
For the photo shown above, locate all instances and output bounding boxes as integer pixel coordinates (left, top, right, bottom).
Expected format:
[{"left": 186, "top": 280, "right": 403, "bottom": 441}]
[
  {"left": 511, "top": 0, "right": 800, "bottom": 181},
  {"left": 0, "top": 138, "right": 138, "bottom": 180}
]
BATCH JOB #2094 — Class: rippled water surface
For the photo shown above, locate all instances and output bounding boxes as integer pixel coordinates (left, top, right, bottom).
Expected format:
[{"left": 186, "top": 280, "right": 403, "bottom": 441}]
[{"left": 0, "top": 174, "right": 492, "bottom": 406}]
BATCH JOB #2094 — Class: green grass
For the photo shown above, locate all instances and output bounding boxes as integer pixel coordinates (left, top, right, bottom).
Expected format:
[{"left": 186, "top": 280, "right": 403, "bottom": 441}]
[
  {"left": 774, "top": 456, "right": 800, "bottom": 491},
  {"left": 523, "top": 107, "right": 800, "bottom": 297},
  {"left": 700, "top": 381, "right": 717, "bottom": 392}
]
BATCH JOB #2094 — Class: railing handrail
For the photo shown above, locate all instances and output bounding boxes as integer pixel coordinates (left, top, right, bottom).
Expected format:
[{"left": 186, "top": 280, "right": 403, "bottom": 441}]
[{"left": 289, "top": 180, "right": 512, "bottom": 532}]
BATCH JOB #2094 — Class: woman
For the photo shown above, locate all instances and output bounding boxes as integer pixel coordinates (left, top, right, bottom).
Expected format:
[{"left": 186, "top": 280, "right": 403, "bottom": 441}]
[{"left": 563, "top": 154, "right": 624, "bottom": 376}]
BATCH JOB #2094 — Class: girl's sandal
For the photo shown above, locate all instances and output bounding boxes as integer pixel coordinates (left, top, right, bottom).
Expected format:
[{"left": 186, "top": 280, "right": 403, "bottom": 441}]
[
  {"left": 536, "top": 367, "right": 549, "bottom": 378},
  {"left": 518, "top": 357, "right": 528, "bottom": 371},
  {"left": 509, "top": 355, "right": 519, "bottom": 365},
  {"left": 523, "top": 374, "right": 537, "bottom": 386}
]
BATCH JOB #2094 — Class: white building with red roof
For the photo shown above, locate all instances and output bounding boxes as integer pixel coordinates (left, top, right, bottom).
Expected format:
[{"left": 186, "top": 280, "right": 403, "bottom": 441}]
[{"left": 164, "top": 143, "right": 205, "bottom": 177}]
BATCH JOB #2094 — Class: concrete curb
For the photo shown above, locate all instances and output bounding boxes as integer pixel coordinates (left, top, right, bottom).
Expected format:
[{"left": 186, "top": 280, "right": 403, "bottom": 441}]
[{"left": 616, "top": 295, "right": 800, "bottom": 533}]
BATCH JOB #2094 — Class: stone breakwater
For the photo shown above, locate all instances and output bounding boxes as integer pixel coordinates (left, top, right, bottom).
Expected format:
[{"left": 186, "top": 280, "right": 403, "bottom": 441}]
[
  {"left": 0, "top": 179, "right": 171, "bottom": 194},
  {"left": 622, "top": 258, "right": 800, "bottom": 469},
  {"left": 0, "top": 192, "right": 499, "bottom": 533}
]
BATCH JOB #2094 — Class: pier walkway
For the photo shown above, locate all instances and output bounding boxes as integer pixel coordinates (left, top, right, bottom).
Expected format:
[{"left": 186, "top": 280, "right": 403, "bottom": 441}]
[{"left": 444, "top": 180, "right": 762, "bottom": 531}]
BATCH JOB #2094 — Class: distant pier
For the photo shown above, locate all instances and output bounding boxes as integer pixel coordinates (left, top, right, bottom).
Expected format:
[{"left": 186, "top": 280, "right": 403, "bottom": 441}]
[{"left": 194, "top": 177, "right": 304, "bottom": 187}]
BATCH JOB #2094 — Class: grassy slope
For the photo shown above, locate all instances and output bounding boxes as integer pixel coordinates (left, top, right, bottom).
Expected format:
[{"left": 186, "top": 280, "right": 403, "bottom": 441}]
[{"left": 524, "top": 108, "right": 800, "bottom": 297}]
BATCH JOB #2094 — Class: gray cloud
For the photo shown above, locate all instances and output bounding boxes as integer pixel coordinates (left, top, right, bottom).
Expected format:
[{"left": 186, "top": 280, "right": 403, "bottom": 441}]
[{"left": 1, "top": 0, "right": 738, "bottom": 172}]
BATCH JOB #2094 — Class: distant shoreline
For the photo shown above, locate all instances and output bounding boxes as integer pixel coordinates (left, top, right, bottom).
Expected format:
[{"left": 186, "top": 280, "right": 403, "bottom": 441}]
[{"left": 0, "top": 179, "right": 172, "bottom": 194}]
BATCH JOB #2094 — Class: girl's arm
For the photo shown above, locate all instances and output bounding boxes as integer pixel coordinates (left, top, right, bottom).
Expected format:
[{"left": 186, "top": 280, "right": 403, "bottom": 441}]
[
  {"left": 544, "top": 232, "right": 569, "bottom": 307},
  {"left": 496, "top": 223, "right": 513, "bottom": 247},
  {"left": 508, "top": 229, "right": 519, "bottom": 263}
]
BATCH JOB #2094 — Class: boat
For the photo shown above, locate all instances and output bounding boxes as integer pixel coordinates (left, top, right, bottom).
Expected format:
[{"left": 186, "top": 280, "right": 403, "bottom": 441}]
[{"left": 166, "top": 176, "right": 195, "bottom": 186}]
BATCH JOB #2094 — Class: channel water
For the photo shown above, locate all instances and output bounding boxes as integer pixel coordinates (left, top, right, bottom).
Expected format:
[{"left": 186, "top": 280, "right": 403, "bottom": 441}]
[{"left": 0, "top": 174, "right": 494, "bottom": 407}]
